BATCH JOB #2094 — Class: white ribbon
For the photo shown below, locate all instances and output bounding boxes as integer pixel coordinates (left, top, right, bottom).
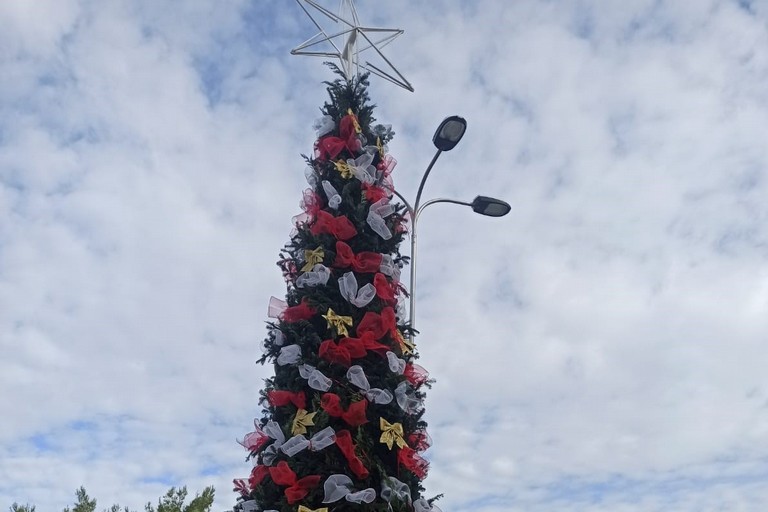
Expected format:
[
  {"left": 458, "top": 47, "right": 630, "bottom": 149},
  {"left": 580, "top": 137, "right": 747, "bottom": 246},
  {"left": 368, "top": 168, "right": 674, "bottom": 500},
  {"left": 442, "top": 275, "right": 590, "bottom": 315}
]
[
  {"left": 396, "top": 297, "right": 406, "bottom": 321},
  {"left": 276, "top": 344, "right": 301, "bottom": 366},
  {"left": 240, "top": 501, "right": 258, "bottom": 512},
  {"left": 381, "top": 476, "right": 411, "bottom": 504},
  {"left": 322, "top": 180, "right": 342, "bottom": 209},
  {"left": 367, "top": 198, "right": 395, "bottom": 240},
  {"left": 267, "top": 296, "right": 286, "bottom": 318},
  {"left": 414, "top": 499, "right": 442, "bottom": 512},
  {"left": 379, "top": 255, "right": 401, "bottom": 281},
  {"left": 296, "top": 264, "right": 331, "bottom": 288},
  {"left": 347, "top": 152, "right": 377, "bottom": 185},
  {"left": 281, "top": 426, "right": 336, "bottom": 457},
  {"left": 298, "top": 364, "right": 332, "bottom": 391},
  {"left": 386, "top": 351, "right": 406, "bottom": 374},
  {"left": 395, "top": 381, "right": 423, "bottom": 415},
  {"left": 261, "top": 420, "right": 286, "bottom": 466},
  {"left": 314, "top": 115, "right": 335, "bottom": 137},
  {"left": 338, "top": 272, "right": 376, "bottom": 308},
  {"left": 347, "top": 365, "right": 393, "bottom": 404},
  {"left": 322, "top": 474, "right": 376, "bottom": 504},
  {"left": 271, "top": 328, "right": 285, "bottom": 347},
  {"left": 305, "top": 166, "right": 319, "bottom": 187}
]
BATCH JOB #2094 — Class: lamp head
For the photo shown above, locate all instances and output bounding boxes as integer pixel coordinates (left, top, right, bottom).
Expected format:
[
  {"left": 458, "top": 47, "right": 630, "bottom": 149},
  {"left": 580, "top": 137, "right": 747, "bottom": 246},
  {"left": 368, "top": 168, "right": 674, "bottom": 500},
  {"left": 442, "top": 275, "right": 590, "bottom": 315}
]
[
  {"left": 471, "top": 196, "right": 511, "bottom": 217},
  {"left": 432, "top": 116, "right": 467, "bottom": 151}
]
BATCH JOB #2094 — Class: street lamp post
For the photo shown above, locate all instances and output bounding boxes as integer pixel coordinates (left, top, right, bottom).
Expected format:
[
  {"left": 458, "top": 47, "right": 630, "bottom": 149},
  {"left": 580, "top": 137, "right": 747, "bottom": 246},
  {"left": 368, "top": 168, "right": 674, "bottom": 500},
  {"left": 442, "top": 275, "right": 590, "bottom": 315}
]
[{"left": 388, "top": 116, "right": 511, "bottom": 337}]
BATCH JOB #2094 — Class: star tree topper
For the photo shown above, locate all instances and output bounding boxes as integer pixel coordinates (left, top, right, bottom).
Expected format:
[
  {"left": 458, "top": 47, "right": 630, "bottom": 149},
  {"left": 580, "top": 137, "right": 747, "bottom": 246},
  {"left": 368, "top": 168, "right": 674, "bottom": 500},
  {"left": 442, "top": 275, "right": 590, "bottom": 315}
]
[{"left": 291, "top": 0, "right": 414, "bottom": 92}]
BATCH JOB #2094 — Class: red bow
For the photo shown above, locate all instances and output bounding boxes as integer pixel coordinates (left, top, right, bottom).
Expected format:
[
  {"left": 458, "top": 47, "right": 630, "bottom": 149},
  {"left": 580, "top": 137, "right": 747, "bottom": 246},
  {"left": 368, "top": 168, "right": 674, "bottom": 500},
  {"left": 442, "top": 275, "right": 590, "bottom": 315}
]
[
  {"left": 335, "top": 429, "right": 369, "bottom": 479},
  {"left": 233, "top": 478, "right": 250, "bottom": 497},
  {"left": 310, "top": 211, "right": 357, "bottom": 240},
  {"left": 397, "top": 446, "right": 429, "bottom": 479},
  {"left": 373, "top": 273, "right": 396, "bottom": 302},
  {"left": 356, "top": 306, "right": 397, "bottom": 340},
  {"left": 318, "top": 332, "right": 390, "bottom": 366},
  {"left": 315, "top": 113, "right": 362, "bottom": 160},
  {"left": 333, "top": 241, "right": 382, "bottom": 273},
  {"left": 248, "top": 464, "right": 269, "bottom": 488},
  {"left": 281, "top": 299, "right": 316, "bottom": 323},
  {"left": 318, "top": 337, "right": 367, "bottom": 367},
  {"left": 268, "top": 461, "right": 321, "bottom": 504},
  {"left": 238, "top": 421, "right": 270, "bottom": 452},
  {"left": 404, "top": 363, "right": 429, "bottom": 387},
  {"left": 363, "top": 183, "right": 388, "bottom": 203},
  {"left": 267, "top": 390, "right": 306, "bottom": 409},
  {"left": 408, "top": 430, "right": 432, "bottom": 452},
  {"left": 321, "top": 393, "right": 368, "bottom": 426}
]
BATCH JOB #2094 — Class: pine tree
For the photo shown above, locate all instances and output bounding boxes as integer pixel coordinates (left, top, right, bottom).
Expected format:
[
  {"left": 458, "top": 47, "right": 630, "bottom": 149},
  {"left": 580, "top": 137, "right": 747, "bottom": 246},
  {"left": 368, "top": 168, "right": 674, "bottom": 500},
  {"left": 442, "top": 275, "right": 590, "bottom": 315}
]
[{"left": 233, "top": 67, "right": 435, "bottom": 512}]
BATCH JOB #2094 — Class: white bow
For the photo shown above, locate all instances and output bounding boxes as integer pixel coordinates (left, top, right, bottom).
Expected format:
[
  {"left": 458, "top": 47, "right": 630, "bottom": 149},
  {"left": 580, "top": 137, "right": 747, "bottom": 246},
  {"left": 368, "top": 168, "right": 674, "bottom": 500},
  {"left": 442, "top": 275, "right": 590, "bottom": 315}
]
[
  {"left": 347, "top": 365, "right": 393, "bottom": 404},
  {"left": 322, "top": 474, "right": 376, "bottom": 504},
  {"left": 240, "top": 501, "right": 258, "bottom": 512},
  {"left": 414, "top": 499, "right": 442, "bottom": 512},
  {"left": 281, "top": 426, "right": 336, "bottom": 457},
  {"left": 261, "top": 420, "right": 286, "bottom": 466},
  {"left": 381, "top": 476, "right": 411, "bottom": 504},
  {"left": 313, "top": 115, "right": 335, "bottom": 137},
  {"left": 347, "top": 152, "right": 377, "bottom": 184},
  {"left": 395, "top": 381, "right": 423, "bottom": 415},
  {"left": 271, "top": 328, "right": 285, "bottom": 347},
  {"left": 386, "top": 351, "right": 405, "bottom": 374},
  {"left": 276, "top": 344, "right": 301, "bottom": 366},
  {"left": 296, "top": 264, "right": 331, "bottom": 288},
  {"left": 298, "top": 364, "right": 332, "bottom": 391},
  {"left": 379, "top": 255, "right": 401, "bottom": 281},
  {"left": 322, "top": 180, "right": 342, "bottom": 210},
  {"left": 338, "top": 272, "right": 376, "bottom": 308},
  {"left": 267, "top": 296, "right": 287, "bottom": 319},
  {"left": 367, "top": 198, "right": 395, "bottom": 240},
  {"left": 305, "top": 166, "right": 318, "bottom": 187}
]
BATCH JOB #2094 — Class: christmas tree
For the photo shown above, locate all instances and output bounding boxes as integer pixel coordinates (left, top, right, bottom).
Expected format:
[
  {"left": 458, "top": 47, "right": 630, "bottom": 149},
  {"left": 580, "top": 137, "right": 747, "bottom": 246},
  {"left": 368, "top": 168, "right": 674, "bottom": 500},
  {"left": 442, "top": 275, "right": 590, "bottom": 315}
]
[{"left": 233, "top": 67, "right": 435, "bottom": 512}]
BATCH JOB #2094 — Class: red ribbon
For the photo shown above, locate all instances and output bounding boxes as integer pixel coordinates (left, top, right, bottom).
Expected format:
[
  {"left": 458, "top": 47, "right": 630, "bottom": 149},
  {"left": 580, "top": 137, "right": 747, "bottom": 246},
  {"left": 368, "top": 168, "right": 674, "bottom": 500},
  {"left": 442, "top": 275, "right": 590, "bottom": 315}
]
[
  {"left": 333, "top": 241, "right": 382, "bottom": 273},
  {"left": 267, "top": 390, "right": 306, "bottom": 409},
  {"left": 248, "top": 464, "right": 269, "bottom": 488},
  {"left": 408, "top": 430, "right": 432, "bottom": 452},
  {"left": 318, "top": 337, "right": 366, "bottom": 367},
  {"left": 310, "top": 211, "right": 357, "bottom": 241},
  {"left": 315, "top": 113, "right": 362, "bottom": 160},
  {"left": 318, "top": 331, "right": 390, "bottom": 367},
  {"left": 356, "top": 306, "right": 397, "bottom": 340},
  {"left": 321, "top": 393, "right": 368, "bottom": 426},
  {"left": 238, "top": 425, "right": 270, "bottom": 452},
  {"left": 363, "top": 183, "right": 388, "bottom": 204},
  {"left": 335, "top": 429, "right": 369, "bottom": 479},
  {"left": 373, "top": 273, "right": 396, "bottom": 302},
  {"left": 404, "top": 363, "right": 429, "bottom": 387},
  {"left": 281, "top": 299, "right": 315, "bottom": 323},
  {"left": 268, "top": 461, "right": 321, "bottom": 504},
  {"left": 397, "top": 446, "right": 429, "bottom": 479},
  {"left": 233, "top": 478, "right": 250, "bottom": 496}
]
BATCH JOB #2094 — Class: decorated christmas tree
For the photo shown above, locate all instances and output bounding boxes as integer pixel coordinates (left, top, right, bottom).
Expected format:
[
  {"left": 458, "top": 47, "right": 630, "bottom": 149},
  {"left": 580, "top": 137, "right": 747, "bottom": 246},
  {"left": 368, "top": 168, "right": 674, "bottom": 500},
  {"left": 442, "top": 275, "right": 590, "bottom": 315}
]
[{"left": 232, "top": 67, "right": 436, "bottom": 512}]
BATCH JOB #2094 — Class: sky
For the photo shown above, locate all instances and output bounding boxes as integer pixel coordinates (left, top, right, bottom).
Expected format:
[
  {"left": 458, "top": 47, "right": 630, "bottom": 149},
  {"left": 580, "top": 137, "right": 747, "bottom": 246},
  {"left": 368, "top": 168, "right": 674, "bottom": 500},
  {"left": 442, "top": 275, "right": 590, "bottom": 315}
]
[{"left": 1, "top": 0, "right": 768, "bottom": 511}]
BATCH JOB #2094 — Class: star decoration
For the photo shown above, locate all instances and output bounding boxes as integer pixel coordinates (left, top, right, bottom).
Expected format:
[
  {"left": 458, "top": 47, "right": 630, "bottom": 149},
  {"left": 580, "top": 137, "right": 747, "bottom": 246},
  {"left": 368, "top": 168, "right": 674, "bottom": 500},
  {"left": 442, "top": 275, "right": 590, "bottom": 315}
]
[{"left": 291, "top": 0, "right": 414, "bottom": 92}]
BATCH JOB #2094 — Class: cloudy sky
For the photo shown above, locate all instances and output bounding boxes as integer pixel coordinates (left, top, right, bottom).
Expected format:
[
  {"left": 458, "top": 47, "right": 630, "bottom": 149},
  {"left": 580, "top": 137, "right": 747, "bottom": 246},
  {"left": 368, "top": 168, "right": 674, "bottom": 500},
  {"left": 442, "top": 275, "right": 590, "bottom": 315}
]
[{"left": 2, "top": 0, "right": 768, "bottom": 511}]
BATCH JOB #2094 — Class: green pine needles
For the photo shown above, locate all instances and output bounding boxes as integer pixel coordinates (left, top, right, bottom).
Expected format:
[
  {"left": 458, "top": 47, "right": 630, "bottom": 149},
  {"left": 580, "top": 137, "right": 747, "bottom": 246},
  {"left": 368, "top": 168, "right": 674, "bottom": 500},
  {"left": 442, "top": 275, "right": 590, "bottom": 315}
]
[{"left": 234, "top": 66, "right": 437, "bottom": 512}]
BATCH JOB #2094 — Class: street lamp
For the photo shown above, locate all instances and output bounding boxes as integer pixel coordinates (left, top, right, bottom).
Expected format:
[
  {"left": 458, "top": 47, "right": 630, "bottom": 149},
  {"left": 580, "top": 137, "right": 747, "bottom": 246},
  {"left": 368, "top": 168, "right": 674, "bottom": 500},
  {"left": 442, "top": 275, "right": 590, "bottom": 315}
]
[{"left": 387, "top": 116, "right": 511, "bottom": 337}]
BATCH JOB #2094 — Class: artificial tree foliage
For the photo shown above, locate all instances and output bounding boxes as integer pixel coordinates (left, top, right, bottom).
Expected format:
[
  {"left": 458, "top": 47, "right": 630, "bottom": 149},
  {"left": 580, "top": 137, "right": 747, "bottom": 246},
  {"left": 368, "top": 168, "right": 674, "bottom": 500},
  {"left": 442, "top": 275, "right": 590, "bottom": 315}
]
[{"left": 233, "top": 66, "right": 435, "bottom": 512}]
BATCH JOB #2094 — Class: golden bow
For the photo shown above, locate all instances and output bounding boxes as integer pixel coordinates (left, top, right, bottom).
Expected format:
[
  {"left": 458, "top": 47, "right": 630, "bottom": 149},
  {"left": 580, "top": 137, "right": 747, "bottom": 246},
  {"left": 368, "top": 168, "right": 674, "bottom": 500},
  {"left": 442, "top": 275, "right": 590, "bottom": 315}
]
[
  {"left": 301, "top": 247, "right": 325, "bottom": 272},
  {"left": 298, "top": 507, "right": 328, "bottom": 512},
  {"left": 323, "top": 308, "right": 353, "bottom": 337},
  {"left": 334, "top": 160, "right": 354, "bottom": 179},
  {"left": 347, "top": 108, "right": 362, "bottom": 134},
  {"left": 379, "top": 417, "right": 407, "bottom": 450},
  {"left": 376, "top": 136, "right": 385, "bottom": 159},
  {"left": 292, "top": 409, "right": 317, "bottom": 436},
  {"left": 396, "top": 330, "right": 415, "bottom": 356}
]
